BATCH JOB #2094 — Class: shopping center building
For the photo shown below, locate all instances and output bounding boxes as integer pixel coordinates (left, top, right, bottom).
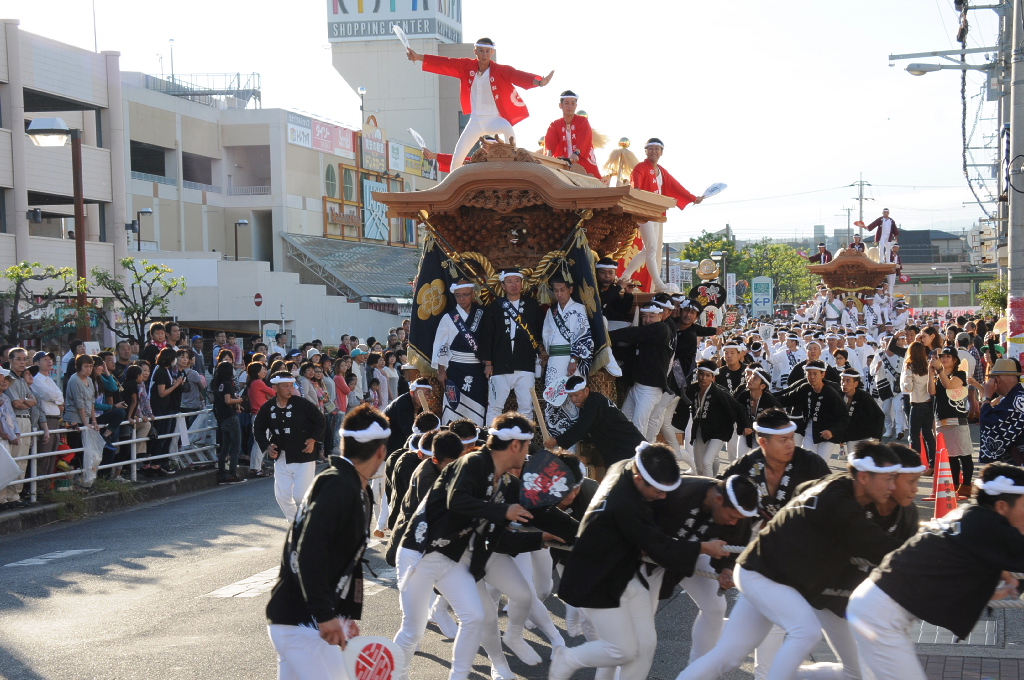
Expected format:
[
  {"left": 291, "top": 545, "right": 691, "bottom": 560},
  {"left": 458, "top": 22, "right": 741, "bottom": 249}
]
[{"left": 0, "top": 3, "right": 468, "bottom": 346}]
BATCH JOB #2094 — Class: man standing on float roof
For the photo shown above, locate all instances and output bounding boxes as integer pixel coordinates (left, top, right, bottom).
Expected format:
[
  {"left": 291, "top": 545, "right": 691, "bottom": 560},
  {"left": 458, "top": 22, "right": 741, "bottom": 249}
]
[
  {"left": 406, "top": 38, "right": 554, "bottom": 171},
  {"left": 621, "top": 138, "right": 703, "bottom": 292},
  {"left": 544, "top": 90, "right": 601, "bottom": 178}
]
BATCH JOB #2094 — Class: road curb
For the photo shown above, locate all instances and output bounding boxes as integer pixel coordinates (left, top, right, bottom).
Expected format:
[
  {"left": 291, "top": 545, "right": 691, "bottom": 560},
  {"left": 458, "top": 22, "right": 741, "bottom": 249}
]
[{"left": 0, "top": 468, "right": 234, "bottom": 537}]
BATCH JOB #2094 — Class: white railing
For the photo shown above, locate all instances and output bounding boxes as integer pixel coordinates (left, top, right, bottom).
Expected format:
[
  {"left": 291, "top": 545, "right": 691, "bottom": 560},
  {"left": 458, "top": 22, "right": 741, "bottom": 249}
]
[
  {"left": 183, "top": 180, "right": 223, "bottom": 193},
  {"left": 131, "top": 171, "right": 177, "bottom": 186},
  {"left": 10, "top": 409, "right": 218, "bottom": 504},
  {"left": 227, "top": 186, "right": 271, "bottom": 196}
]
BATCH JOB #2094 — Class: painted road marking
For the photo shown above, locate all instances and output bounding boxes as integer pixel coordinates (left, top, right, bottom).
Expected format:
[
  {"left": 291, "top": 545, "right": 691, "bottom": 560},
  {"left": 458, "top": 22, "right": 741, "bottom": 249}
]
[
  {"left": 365, "top": 566, "right": 397, "bottom": 597},
  {"left": 204, "top": 567, "right": 280, "bottom": 598},
  {"left": 4, "top": 549, "right": 104, "bottom": 567}
]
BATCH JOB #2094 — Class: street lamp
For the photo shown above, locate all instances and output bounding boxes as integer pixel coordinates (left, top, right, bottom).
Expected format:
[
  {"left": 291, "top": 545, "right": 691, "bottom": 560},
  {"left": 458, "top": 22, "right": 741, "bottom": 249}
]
[
  {"left": 357, "top": 86, "right": 366, "bottom": 122},
  {"left": 906, "top": 62, "right": 992, "bottom": 76},
  {"left": 710, "top": 250, "right": 726, "bottom": 280},
  {"left": 932, "top": 266, "right": 953, "bottom": 308},
  {"left": 136, "top": 208, "right": 153, "bottom": 251},
  {"left": 27, "top": 117, "right": 89, "bottom": 340},
  {"left": 234, "top": 219, "right": 250, "bottom": 261}
]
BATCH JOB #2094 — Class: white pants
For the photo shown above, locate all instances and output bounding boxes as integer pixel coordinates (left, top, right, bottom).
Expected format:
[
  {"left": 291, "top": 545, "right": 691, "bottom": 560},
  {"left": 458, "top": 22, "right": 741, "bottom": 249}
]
[
  {"left": 620, "top": 221, "right": 668, "bottom": 291},
  {"left": 512, "top": 548, "right": 554, "bottom": 602},
  {"left": 675, "top": 566, "right": 822, "bottom": 680},
  {"left": 485, "top": 552, "right": 563, "bottom": 648},
  {"left": 562, "top": 575, "right": 659, "bottom": 680},
  {"left": 793, "top": 608, "right": 863, "bottom": 680},
  {"left": 754, "top": 625, "right": 785, "bottom": 680},
  {"left": 374, "top": 479, "right": 390, "bottom": 533},
  {"left": 275, "top": 458, "right": 317, "bottom": 523},
  {"left": 622, "top": 384, "right": 663, "bottom": 441},
  {"left": 267, "top": 623, "right": 348, "bottom": 680},
  {"left": 847, "top": 580, "right": 926, "bottom": 680},
  {"left": 451, "top": 113, "right": 516, "bottom": 171},
  {"left": 487, "top": 370, "right": 535, "bottom": 424},
  {"left": 803, "top": 426, "right": 839, "bottom": 463},
  {"left": 691, "top": 436, "right": 725, "bottom": 478},
  {"left": 681, "top": 555, "right": 728, "bottom": 663},
  {"left": 881, "top": 398, "right": 906, "bottom": 437},
  {"left": 394, "top": 550, "right": 486, "bottom": 680}
]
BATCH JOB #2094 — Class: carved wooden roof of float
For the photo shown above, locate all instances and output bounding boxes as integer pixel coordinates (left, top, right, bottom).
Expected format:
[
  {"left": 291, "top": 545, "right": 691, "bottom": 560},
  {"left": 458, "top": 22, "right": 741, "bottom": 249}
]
[
  {"left": 373, "top": 142, "right": 676, "bottom": 264},
  {"left": 807, "top": 249, "right": 898, "bottom": 293}
]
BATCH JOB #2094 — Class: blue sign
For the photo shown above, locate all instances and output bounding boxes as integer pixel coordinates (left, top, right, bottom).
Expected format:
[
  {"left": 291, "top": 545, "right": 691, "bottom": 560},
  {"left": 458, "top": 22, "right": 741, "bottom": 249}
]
[
  {"left": 362, "top": 179, "right": 389, "bottom": 240},
  {"left": 751, "top": 276, "right": 774, "bottom": 317}
]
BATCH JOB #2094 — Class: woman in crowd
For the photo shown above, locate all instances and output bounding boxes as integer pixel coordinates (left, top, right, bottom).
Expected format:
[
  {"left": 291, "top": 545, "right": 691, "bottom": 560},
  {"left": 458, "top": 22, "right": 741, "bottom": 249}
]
[
  {"left": 63, "top": 354, "right": 97, "bottom": 470},
  {"left": 919, "top": 326, "right": 943, "bottom": 356},
  {"left": 382, "top": 350, "right": 400, "bottom": 401},
  {"left": 367, "top": 353, "right": 390, "bottom": 407},
  {"left": 933, "top": 347, "right": 973, "bottom": 498},
  {"left": 901, "top": 341, "right": 936, "bottom": 469},
  {"left": 149, "top": 347, "right": 185, "bottom": 476},
  {"left": 832, "top": 349, "right": 850, "bottom": 372},
  {"left": 333, "top": 356, "right": 353, "bottom": 413},
  {"left": 243, "top": 361, "right": 275, "bottom": 477},
  {"left": 209, "top": 361, "right": 244, "bottom": 485},
  {"left": 312, "top": 362, "right": 341, "bottom": 456},
  {"left": 91, "top": 355, "right": 127, "bottom": 476},
  {"left": 121, "top": 363, "right": 155, "bottom": 476}
]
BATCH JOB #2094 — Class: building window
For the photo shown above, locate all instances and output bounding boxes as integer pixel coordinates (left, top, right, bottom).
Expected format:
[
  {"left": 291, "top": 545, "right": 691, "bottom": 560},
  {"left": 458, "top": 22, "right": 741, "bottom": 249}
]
[
  {"left": 343, "top": 167, "right": 357, "bottom": 202},
  {"left": 0, "top": 190, "right": 6, "bottom": 234},
  {"left": 325, "top": 164, "right": 337, "bottom": 199}
]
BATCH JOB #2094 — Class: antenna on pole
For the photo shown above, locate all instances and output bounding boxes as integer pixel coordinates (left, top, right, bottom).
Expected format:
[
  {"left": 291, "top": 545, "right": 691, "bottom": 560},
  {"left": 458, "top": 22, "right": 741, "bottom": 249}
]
[{"left": 92, "top": 0, "right": 98, "bottom": 52}]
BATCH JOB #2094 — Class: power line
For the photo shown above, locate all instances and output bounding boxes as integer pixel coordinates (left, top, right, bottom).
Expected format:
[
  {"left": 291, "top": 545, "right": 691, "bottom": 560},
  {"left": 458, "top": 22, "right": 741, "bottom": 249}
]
[{"left": 710, "top": 185, "right": 853, "bottom": 205}]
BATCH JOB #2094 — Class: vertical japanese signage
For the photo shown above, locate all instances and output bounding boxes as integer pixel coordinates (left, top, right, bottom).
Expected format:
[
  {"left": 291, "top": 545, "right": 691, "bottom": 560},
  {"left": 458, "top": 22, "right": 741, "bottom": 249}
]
[
  {"left": 726, "top": 272, "right": 737, "bottom": 305},
  {"left": 751, "top": 276, "right": 774, "bottom": 318},
  {"left": 388, "top": 141, "right": 405, "bottom": 173},
  {"left": 362, "top": 124, "right": 387, "bottom": 172}
]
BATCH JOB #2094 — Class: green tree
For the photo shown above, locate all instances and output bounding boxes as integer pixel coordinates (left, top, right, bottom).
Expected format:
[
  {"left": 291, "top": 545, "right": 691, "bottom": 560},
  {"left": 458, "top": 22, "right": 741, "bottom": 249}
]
[
  {"left": 680, "top": 230, "right": 751, "bottom": 284},
  {"left": 0, "top": 262, "right": 85, "bottom": 344},
  {"left": 743, "top": 238, "right": 819, "bottom": 306},
  {"left": 90, "top": 258, "right": 187, "bottom": 342},
  {"left": 979, "top": 276, "right": 1007, "bottom": 315}
]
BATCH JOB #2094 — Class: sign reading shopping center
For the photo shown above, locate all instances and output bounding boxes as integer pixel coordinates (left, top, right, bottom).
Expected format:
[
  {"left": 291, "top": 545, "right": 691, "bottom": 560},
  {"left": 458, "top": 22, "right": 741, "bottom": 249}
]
[{"left": 327, "top": 0, "right": 463, "bottom": 43}]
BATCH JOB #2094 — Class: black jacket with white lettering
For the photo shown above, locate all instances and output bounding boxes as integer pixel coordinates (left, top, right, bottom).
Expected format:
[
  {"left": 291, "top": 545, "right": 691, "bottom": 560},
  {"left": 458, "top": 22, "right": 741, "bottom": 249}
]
[
  {"left": 686, "top": 382, "right": 749, "bottom": 444},
  {"left": 558, "top": 460, "right": 699, "bottom": 609},
  {"left": 609, "top": 322, "right": 675, "bottom": 391},
  {"left": 386, "top": 457, "right": 441, "bottom": 567},
  {"left": 738, "top": 473, "right": 903, "bottom": 603},
  {"left": 253, "top": 395, "right": 326, "bottom": 465},
  {"left": 872, "top": 504, "right": 1024, "bottom": 639},
  {"left": 774, "top": 380, "right": 849, "bottom": 444},
  {"left": 838, "top": 388, "right": 885, "bottom": 443},
  {"left": 266, "top": 457, "right": 369, "bottom": 626}
]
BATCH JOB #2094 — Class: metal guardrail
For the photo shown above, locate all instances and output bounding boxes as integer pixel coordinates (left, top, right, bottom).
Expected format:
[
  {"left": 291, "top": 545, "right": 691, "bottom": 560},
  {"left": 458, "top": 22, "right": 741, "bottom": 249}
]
[
  {"left": 131, "top": 171, "right": 177, "bottom": 186},
  {"left": 10, "top": 409, "right": 218, "bottom": 504},
  {"left": 228, "top": 186, "right": 271, "bottom": 196},
  {"left": 183, "top": 180, "right": 222, "bottom": 193}
]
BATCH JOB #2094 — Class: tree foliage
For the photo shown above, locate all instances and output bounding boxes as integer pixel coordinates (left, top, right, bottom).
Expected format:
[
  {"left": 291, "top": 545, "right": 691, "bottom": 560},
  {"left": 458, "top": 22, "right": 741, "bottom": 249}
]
[
  {"left": 979, "top": 276, "right": 1007, "bottom": 316},
  {"left": 742, "top": 238, "right": 820, "bottom": 306},
  {"left": 0, "top": 262, "right": 84, "bottom": 344},
  {"left": 90, "top": 258, "right": 187, "bottom": 342}
]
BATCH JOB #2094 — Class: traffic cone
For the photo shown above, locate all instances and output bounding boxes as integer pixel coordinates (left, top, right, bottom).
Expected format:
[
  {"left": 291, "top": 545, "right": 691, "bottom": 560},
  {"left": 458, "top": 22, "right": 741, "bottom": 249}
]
[{"left": 932, "top": 436, "right": 958, "bottom": 519}]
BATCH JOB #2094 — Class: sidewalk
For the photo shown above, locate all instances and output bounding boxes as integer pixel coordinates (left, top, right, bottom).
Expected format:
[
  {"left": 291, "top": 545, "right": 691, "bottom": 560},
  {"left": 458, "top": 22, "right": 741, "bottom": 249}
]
[{"left": 920, "top": 656, "right": 1024, "bottom": 679}]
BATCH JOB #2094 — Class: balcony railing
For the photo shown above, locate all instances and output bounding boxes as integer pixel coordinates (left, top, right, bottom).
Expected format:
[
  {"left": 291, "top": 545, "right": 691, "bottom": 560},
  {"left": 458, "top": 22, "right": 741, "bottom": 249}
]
[
  {"left": 183, "top": 180, "right": 222, "bottom": 193},
  {"left": 228, "top": 186, "right": 271, "bottom": 196},
  {"left": 131, "top": 171, "right": 176, "bottom": 186}
]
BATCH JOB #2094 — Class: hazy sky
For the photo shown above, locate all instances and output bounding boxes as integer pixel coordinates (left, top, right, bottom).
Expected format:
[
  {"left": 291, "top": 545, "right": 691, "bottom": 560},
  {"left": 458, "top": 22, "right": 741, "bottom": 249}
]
[{"left": 2, "top": 0, "right": 1002, "bottom": 243}]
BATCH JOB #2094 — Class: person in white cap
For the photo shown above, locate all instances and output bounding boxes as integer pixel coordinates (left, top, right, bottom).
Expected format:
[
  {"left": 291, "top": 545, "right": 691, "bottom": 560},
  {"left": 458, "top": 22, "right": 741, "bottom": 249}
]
[
  {"left": 542, "top": 272, "right": 594, "bottom": 437},
  {"left": 480, "top": 269, "right": 544, "bottom": 423},
  {"left": 849, "top": 462, "right": 1024, "bottom": 680},
  {"left": 620, "top": 138, "right": 703, "bottom": 292},
  {"left": 253, "top": 370, "right": 327, "bottom": 522},
  {"left": 266, "top": 404, "right": 390, "bottom": 680},
  {"left": 406, "top": 38, "right": 554, "bottom": 171},
  {"left": 675, "top": 442, "right": 903, "bottom": 680},
  {"left": 432, "top": 279, "right": 488, "bottom": 426},
  {"left": 551, "top": 442, "right": 730, "bottom": 680}
]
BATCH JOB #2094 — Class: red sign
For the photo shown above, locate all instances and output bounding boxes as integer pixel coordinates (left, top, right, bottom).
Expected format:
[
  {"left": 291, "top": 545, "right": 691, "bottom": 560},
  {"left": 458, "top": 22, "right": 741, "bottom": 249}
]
[
  {"left": 899, "top": 274, "right": 911, "bottom": 283},
  {"left": 354, "top": 642, "right": 395, "bottom": 680},
  {"left": 254, "top": 293, "right": 263, "bottom": 307}
]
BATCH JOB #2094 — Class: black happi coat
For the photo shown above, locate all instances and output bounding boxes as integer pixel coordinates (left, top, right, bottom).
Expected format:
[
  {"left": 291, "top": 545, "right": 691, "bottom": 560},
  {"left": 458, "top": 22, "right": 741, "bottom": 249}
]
[
  {"left": 550, "top": 478, "right": 599, "bottom": 567},
  {"left": 873, "top": 504, "right": 1024, "bottom": 639},
  {"left": 558, "top": 460, "right": 698, "bottom": 609},
  {"left": 382, "top": 393, "right": 418, "bottom": 456},
  {"left": 479, "top": 296, "right": 544, "bottom": 375},
  {"left": 609, "top": 322, "right": 675, "bottom": 391},
  {"left": 253, "top": 395, "right": 327, "bottom": 465},
  {"left": 389, "top": 448, "right": 424, "bottom": 529},
  {"left": 600, "top": 284, "right": 634, "bottom": 322},
  {"left": 735, "top": 389, "right": 782, "bottom": 449},
  {"left": 686, "top": 382, "right": 749, "bottom": 444},
  {"left": 553, "top": 392, "right": 645, "bottom": 467},
  {"left": 266, "top": 457, "right": 370, "bottom": 626},
  {"left": 788, "top": 360, "right": 842, "bottom": 388},
  {"left": 775, "top": 380, "right": 849, "bottom": 444},
  {"left": 716, "top": 364, "right": 746, "bottom": 395},
  {"left": 651, "top": 477, "right": 753, "bottom": 599},
  {"left": 719, "top": 446, "right": 831, "bottom": 523},
  {"left": 738, "top": 473, "right": 903, "bottom": 604},
  {"left": 386, "top": 457, "right": 441, "bottom": 566},
  {"left": 838, "top": 388, "right": 885, "bottom": 443}
]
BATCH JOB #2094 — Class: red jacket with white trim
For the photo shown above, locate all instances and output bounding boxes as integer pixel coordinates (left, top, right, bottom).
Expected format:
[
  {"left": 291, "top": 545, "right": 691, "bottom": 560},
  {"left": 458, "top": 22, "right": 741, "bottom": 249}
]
[
  {"left": 630, "top": 160, "right": 698, "bottom": 214},
  {"left": 544, "top": 115, "right": 601, "bottom": 178},
  {"left": 421, "top": 55, "right": 539, "bottom": 126}
]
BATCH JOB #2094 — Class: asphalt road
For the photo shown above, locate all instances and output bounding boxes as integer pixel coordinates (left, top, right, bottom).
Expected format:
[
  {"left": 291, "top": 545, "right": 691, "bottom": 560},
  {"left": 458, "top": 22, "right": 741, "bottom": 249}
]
[{"left": 0, "top": 475, "right": 766, "bottom": 680}]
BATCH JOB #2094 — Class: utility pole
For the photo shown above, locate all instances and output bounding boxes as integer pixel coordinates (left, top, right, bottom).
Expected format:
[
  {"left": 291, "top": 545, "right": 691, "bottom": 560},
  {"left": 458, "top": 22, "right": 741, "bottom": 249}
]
[
  {"left": 1009, "top": 0, "right": 1024, "bottom": 348},
  {"left": 851, "top": 174, "right": 871, "bottom": 223},
  {"left": 836, "top": 207, "right": 853, "bottom": 230}
]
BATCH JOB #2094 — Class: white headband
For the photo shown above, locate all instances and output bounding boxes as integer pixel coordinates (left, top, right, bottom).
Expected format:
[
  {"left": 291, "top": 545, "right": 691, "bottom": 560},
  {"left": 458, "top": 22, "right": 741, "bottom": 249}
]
[
  {"left": 412, "top": 427, "right": 424, "bottom": 436},
  {"left": 848, "top": 453, "right": 900, "bottom": 474},
  {"left": 559, "top": 94, "right": 578, "bottom": 100},
  {"left": 805, "top": 340, "right": 822, "bottom": 349},
  {"left": 450, "top": 282, "right": 475, "bottom": 293},
  {"left": 697, "top": 365, "right": 719, "bottom": 376},
  {"left": 803, "top": 364, "right": 827, "bottom": 373},
  {"left": 594, "top": 263, "right": 618, "bottom": 270},
  {"left": 269, "top": 375, "right": 295, "bottom": 384},
  {"left": 975, "top": 475, "right": 1024, "bottom": 495},
  {"left": 725, "top": 476, "right": 759, "bottom": 518},
  {"left": 724, "top": 343, "right": 746, "bottom": 352},
  {"left": 645, "top": 142, "right": 664, "bottom": 149},
  {"left": 753, "top": 421, "right": 797, "bottom": 435},
  {"left": 341, "top": 421, "right": 392, "bottom": 443},
  {"left": 640, "top": 304, "right": 662, "bottom": 314},
  {"left": 411, "top": 382, "right": 432, "bottom": 392},
  {"left": 747, "top": 369, "right": 772, "bottom": 385},
  {"left": 474, "top": 42, "right": 496, "bottom": 48},
  {"left": 655, "top": 299, "right": 674, "bottom": 310},
  {"left": 633, "top": 443, "right": 681, "bottom": 492},
  {"left": 460, "top": 437, "right": 479, "bottom": 445},
  {"left": 499, "top": 271, "right": 523, "bottom": 282},
  {"left": 900, "top": 464, "right": 927, "bottom": 474},
  {"left": 488, "top": 425, "right": 534, "bottom": 441},
  {"left": 565, "top": 380, "right": 587, "bottom": 394}
]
